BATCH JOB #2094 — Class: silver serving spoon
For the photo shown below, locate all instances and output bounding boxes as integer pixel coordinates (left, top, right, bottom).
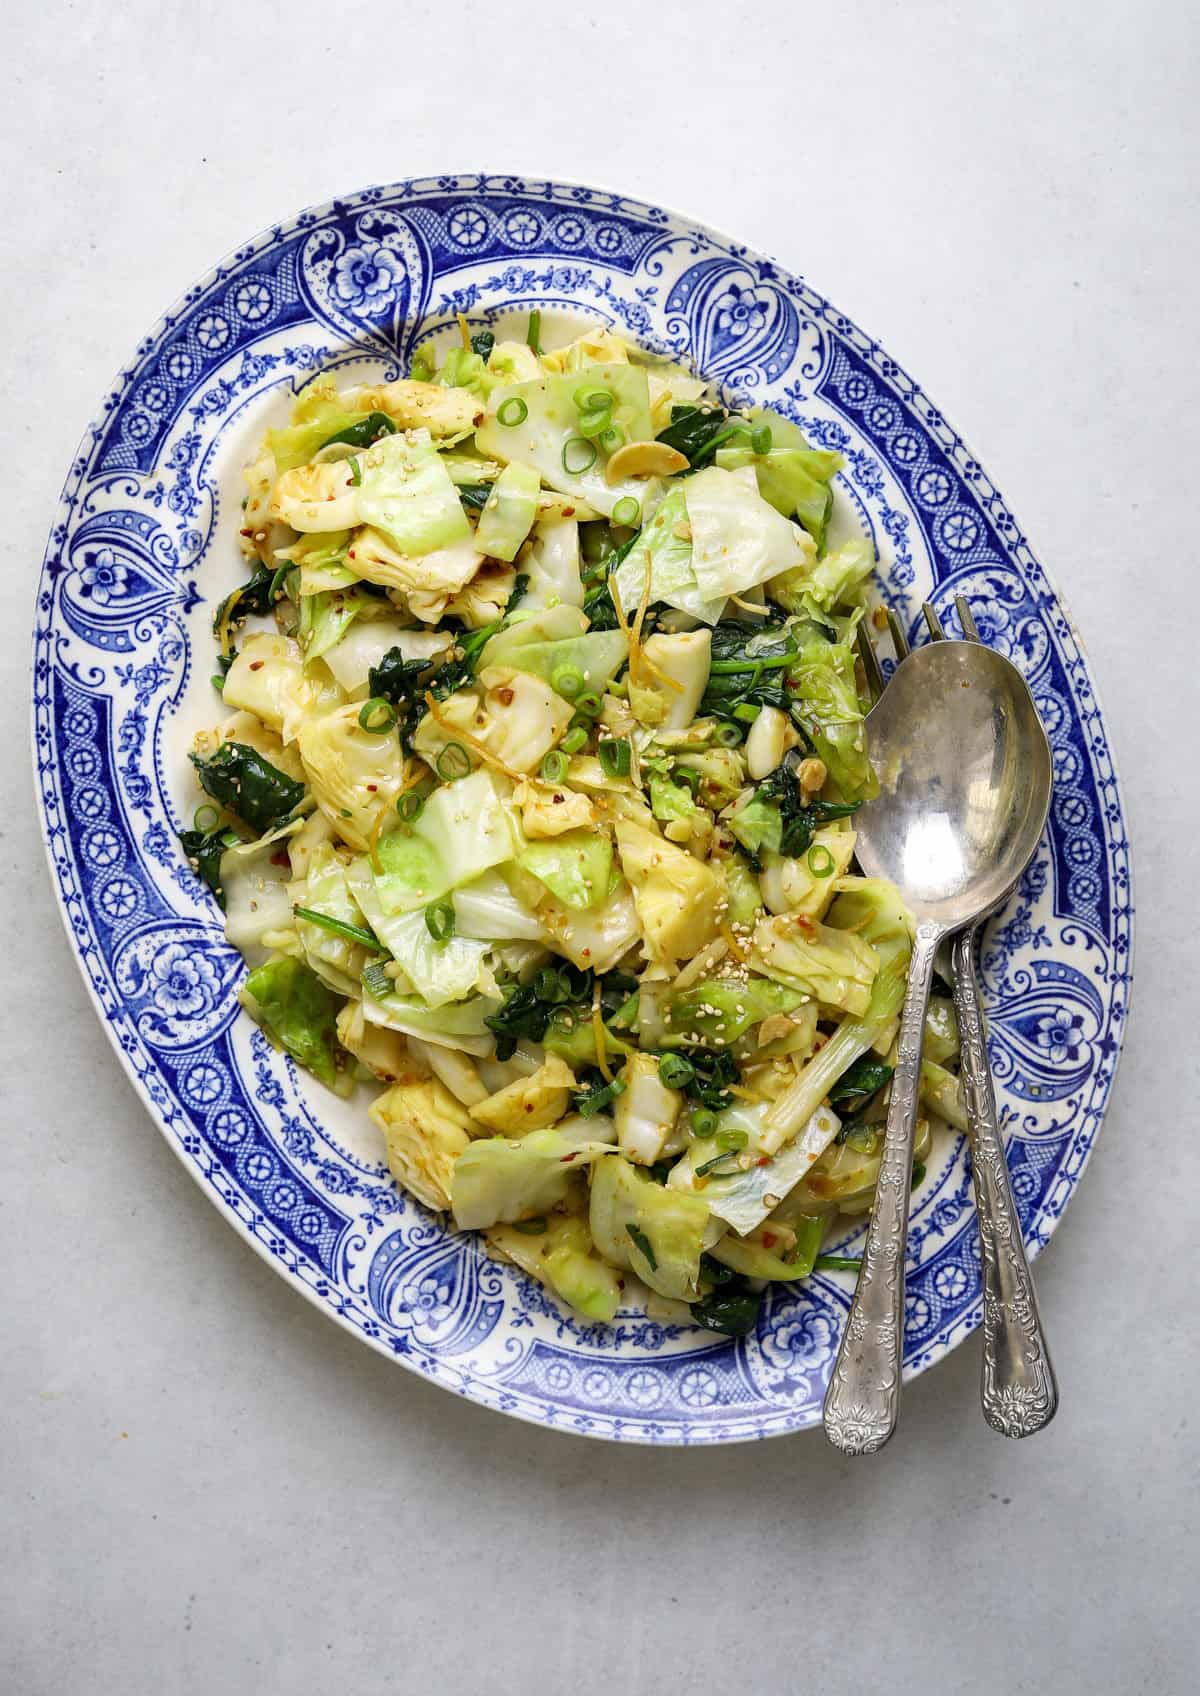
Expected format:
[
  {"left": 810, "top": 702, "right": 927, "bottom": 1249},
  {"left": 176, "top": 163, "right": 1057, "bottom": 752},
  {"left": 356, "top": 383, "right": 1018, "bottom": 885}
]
[
  {"left": 923, "top": 600, "right": 1058, "bottom": 1438},
  {"left": 823, "top": 636, "right": 1053, "bottom": 1454}
]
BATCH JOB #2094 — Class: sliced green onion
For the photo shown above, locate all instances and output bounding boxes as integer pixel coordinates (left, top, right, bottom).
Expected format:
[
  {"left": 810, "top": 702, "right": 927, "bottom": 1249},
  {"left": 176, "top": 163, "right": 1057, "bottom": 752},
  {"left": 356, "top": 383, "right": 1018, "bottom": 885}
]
[
  {"left": 732, "top": 702, "right": 760, "bottom": 724},
  {"left": 716, "top": 1126, "right": 749, "bottom": 1151},
  {"left": 550, "top": 664, "right": 585, "bottom": 699},
  {"left": 541, "top": 749, "right": 569, "bottom": 782},
  {"left": 424, "top": 898, "right": 456, "bottom": 942},
  {"left": 611, "top": 495, "right": 640, "bottom": 528},
  {"left": 574, "top": 691, "right": 602, "bottom": 719},
  {"left": 526, "top": 309, "right": 541, "bottom": 354},
  {"left": 358, "top": 697, "right": 397, "bottom": 734},
  {"left": 435, "top": 742, "right": 471, "bottom": 781},
  {"left": 348, "top": 456, "right": 363, "bottom": 487},
  {"left": 362, "top": 960, "right": 392, "bottom": 999},
  {"left": 535, "top": 967, "right": 572, "bottom": 1004},
  {"left": 714, "top": 723, "right": 744, "bottom": 747},
  {"left": 562, "top": 436, "right": 598, "bottom": 475},
  {"left": 691, "top": 1108, "right": 718, "bottom": 1139},
  {"left": 294, "top": 907, "right": 384, "bottom": 952},
  {"left": 193, "top": 803, "right": 220, "bottom": 834},
  {"left": 577, "top": 407, "right": 613, "bottom": 440},
  {"left": 269, "top": 563, "right": 292, "bottom": 602},
  {"left": 512, "top": 1217, "right": 548, "bottom": 1235},
  {"left": 694, "top": 1151, "right": 738, "bottom": 1178},
  {"left": 497, "top": 396, "right": 528, "bottom": 427},
  {"left": 561, "top": 726, "right": 588, "bottom": 755},
  {"left": 573, "top": 384, "right": 613, "bottom": 415},
  {"left": 658, "top": 1053, "right": 695, "bottom": 1090},
  {"left": 549, "top": 1005, "right": 579, "bottom": 1032},
  {"left": 598, "top": 738, "right": 632, "bottom": 779},
  {"left": 599, "top": 423, "right": 625, "bottom": 452},
  {"left": 396, "top": 790, "right": 424, "bottom": 822},
  {"left": 750, "top": 424, "right": 773, "bottom": 455},
  {"left": 813, "top": 1253, "right": 862, "bottom": 1272},
  {"left": 808, "top": 843, "right": 836, "bottom": 878},
  {"left": 625, "top": 1222, "right": 658, "bottom": 1271}
]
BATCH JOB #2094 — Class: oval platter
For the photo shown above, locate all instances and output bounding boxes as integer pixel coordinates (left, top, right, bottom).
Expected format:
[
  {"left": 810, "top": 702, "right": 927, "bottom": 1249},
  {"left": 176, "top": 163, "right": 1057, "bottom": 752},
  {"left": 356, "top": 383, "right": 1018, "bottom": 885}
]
[{"left": 32, "top": 176, "right": 1133, "bottom": 1442}]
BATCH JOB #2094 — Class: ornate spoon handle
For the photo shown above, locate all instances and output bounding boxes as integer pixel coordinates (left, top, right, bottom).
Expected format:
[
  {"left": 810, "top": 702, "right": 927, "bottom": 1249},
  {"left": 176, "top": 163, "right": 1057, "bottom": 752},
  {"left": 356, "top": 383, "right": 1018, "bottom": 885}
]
[
  {"left": 823, "top": 919, "right": 941, "bottom": 1454},
  {"left": 953, "top": 926, "right": 1058, "bottom": 1438}
]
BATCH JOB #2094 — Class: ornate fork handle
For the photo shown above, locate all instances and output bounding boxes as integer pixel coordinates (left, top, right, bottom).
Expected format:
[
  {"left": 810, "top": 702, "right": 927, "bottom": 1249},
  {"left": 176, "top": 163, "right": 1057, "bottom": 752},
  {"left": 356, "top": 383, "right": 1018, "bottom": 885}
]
[
  {"left": 953, "top": 927, "right": 1058, "bottom": 1438},
  {"left": 823, "top": 920, "right": 941, "bottom": 1454}
]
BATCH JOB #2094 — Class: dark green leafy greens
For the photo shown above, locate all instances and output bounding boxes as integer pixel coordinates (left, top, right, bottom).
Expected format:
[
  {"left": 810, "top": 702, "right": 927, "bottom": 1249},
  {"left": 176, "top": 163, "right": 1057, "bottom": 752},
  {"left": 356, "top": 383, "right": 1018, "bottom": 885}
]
[
  {"left": 829, "top": 1054, "right": 894, "bottom": 1112},
  {"left": 484, "top": 965, "right": 595, "bottom": 1061},
  {"left": 581, "top": 530, "right": 640, "bottom": 632},
  {"left": 656, "top": 404, "right": 748, "bottom": 468},
  {"left": 700, "top": 620, "right": 798, "bottom": 721},
  {"left": 189, "top": 743, "right": 305, "bottom": 835},
  {"left": 319, "top": 411, "right": 396, "bottom": 450},
  {"left": 573, "top": 1067, "right": 626, "bottom": 1119},
  {"left": 675, "top": 1047, "right": 740, "bottom": 1113},
  {"left": 211, "top": 563, "right": 281, "bottom": 636},
  {"left": 178, "top": 825, "right": 238, "bottom": 909},
  {"left": 691, "top": 1255, "right": 761, "bottom": 1336},
  {"left": 625, "top": 1222, "right": 658, "bottom": 1271},
  {"left": 754, "top": 760, "right": 861, "bottom": 857},
  {"left": 457, "top": 483, "right": 493, "bottom": 512},
  {"left": 470, "top": 329, "right": 495, "bottom": 359}
]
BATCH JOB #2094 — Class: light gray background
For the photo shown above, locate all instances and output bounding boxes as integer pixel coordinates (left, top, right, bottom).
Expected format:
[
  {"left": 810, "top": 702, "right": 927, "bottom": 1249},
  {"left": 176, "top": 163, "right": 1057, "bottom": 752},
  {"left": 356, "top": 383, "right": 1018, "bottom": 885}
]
[{"left": 3, "top": 3, "right": 1197, "bottom": 1692}]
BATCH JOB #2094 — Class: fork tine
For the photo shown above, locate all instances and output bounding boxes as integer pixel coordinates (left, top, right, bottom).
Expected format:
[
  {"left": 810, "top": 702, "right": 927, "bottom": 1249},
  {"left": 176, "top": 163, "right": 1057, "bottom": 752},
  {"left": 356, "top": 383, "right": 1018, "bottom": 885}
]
[
  {"left": 856, "top": 621, "right": 886, "bottom": 704},
  {"left": 955, "top": 594, "right": 982, "bottom": 643},
  {"left": 922, "top": 601, "right": 947, "bottom": 641},
  {"left": 886, "top": 606, "right": 910, "bottom": 660}
]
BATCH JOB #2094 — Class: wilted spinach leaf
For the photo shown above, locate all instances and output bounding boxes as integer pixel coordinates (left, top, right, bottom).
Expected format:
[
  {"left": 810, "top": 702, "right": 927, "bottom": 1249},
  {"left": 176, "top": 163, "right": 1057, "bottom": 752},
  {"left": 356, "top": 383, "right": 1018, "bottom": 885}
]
[
  {"left": 319, "top": 411, "right": 396, "bottom": 450},
  {"left": 189, "top": 743, "right": 305, "bottom": 835},
  {"left": 178, "top": 825, "right": 238, "bottom": 909}
]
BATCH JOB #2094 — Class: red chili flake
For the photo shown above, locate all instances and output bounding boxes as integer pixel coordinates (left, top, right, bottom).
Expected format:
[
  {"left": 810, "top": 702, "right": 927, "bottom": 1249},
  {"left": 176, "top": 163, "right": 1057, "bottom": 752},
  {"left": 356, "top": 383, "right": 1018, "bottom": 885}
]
[
  {"left": 756, "top": 1155, "right": 770, "bottom": 1167},
  {"left": 239, "top": 527, "right": 253, "bottom": 538},
  {"left": 762, "top": 1231, "right": 777, "bottom": 1248},
  {"left": 270, "top": 851, "right": 290, "bottom": 868},
  {"left": 248, "top": 660, "right": 264, "bottom": 672},
  {"left": 366, "top": 784, "right": 378, "bottom": 793},
  {"left": 559, "top": 1153, "right": 578, "bottom": 1163},
  {"left": 562, "top": 506, "right": 575, "bottom": 517},
  {"left": 496, "top": 687, "right": 515, "bottom": 706},
  {"left": 552, "top": 792, "right": 564, "bottom": 805}
]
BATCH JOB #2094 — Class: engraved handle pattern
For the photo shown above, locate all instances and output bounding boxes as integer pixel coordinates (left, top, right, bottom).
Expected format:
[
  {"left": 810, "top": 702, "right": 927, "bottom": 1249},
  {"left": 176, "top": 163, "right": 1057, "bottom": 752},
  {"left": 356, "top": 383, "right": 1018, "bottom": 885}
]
[
  {"left": 953, "top": 927, "right": 1059, "bottom": 1438},
  {"left": 823, "top": 921, "right": 941, "bottom": 1455}
]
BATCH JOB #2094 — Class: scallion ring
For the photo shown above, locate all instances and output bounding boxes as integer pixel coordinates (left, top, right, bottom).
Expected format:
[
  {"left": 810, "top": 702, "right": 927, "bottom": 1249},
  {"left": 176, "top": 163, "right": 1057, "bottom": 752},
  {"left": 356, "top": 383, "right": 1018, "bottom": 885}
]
[
  {"left": 750, "top": 424, "right": 773, "bottom": 455},
  {"left": 714, "top": 722, "right": 744, "bottom": 747},
  {"left": 599, "top": 423, "right": 626, "bottom": 452},
  {"left": 573, "top": 384, "right": 613, "bottom": 415},
  {"left": 691, "top": 1109, "right": 718, "bottom": 1139},
  {"left": 611, "top": 495, "right": 641, "bottom": 528},
  {"left": 574, "top": 691, "right": 603, "bottom": 720},
  {"left": 424, "top": 898, "right": 456, "bottom": 942},
  {"left": 577, "top": 407, "right": 613, "bottom": 440},
  {"left": 732, "top": 702, "right": 761, "bottom": 724},
  {"left": 808, "top": 843, "right": 836, "bottom": 878},
  {"left": 561, "top": 726, "right": 588, "bottom": 755},
  {"left": 358, "top": 697, "right": 397, "bottom": 734},
  {"left": 348, "top": 456, "right": 363, "bottom": 487},
  {"left": 549, "top": 1005, "right": 579, "bottom": 1032},
  {"left": 396, "top": 790, "right": 424, "bottom": 823},
  {"left": 193, "top": 803, "right": 221, "bottom": 834},
  {"left": 716, "top": 1126, "right": 749, "bottom": 1152},
  {"left": 496, "top": 396, "right": 528, "bottom": 428},
  {"left": 541, "top": 749, "right": 569, "bottom": 782},
  {"left": 598, "top": 738, "right": 631, "bottom": 779},
  {"left": 535, "top": 967, "right": 572, "bottom": 1004},
  {"left": 550, "top": 664, "right": 585, "bottom": 699},
  {"left": 562, "top": 436, "right": 598, "bottom": 475},
  {"left": 658, "top": 1053, "right": 696, "bottom": 1090},
  {"left": 435, "top": 742, "right": 472, "bottom": 781}
]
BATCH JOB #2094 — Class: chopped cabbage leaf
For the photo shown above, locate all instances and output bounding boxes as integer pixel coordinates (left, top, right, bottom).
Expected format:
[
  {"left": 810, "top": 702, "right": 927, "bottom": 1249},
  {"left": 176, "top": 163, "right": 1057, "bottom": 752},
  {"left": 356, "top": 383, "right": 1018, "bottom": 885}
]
[
  {"left": 347, "top": 864, "right": 493, "bottom": 1007},
  {"left": 612, "top": 486, "right": 724, "bottom": 625},
  {"left": 589, "top": 1156, "right": 710, "bottom": 1301},
  {"left": 476, "top": 365, "right": 655, "bottom": 519},
  {"left": 451, "top": 1128, "right": 614, "bottom": 1229},
  {"left": 373, "top": 768, "right": 520, "bottom": 913},
  {"left": 488, "top": 1209, "right": 622, "bottom": 1323},
  {"left": 355, "top": 430, "right": 471, "bottom": 556},
  {"left": 242, "top": 955, "right": 341, "bottom": 1088},
  {"left": 669, "top": 1101, "right": 842, "bottom": 1232},
  {"left": 370, "top": 1077, "right": 477, "bottom": 1211},
  {"left": 518, "top": 829, "right": 613, "bottom": 911},
  {"left": 521, "top": 517, "right": 584, "bottom": 610},
  {"left": 473, "top": 461, "right": 541, "bottom": 562},
  {"left": 361, "top": 983, "right": 501, "bottom": 1056},
  {"left": 685, "top": 465, "right": 811, "bottom": 602}
]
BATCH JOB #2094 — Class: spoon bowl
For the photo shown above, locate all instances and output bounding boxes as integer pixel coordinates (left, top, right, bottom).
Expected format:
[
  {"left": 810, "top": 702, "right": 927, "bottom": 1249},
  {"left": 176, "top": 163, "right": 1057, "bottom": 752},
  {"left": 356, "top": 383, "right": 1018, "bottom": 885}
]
[{"left": 857, "top": 639, "right": 1052, "bottom": 925}]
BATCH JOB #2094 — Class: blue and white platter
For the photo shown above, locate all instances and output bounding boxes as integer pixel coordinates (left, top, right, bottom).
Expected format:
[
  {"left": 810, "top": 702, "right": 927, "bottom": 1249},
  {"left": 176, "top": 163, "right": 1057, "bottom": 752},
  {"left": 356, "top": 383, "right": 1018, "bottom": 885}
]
[{"left": 32, "top": 176, "right": 1133, "bottom": 1443}]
